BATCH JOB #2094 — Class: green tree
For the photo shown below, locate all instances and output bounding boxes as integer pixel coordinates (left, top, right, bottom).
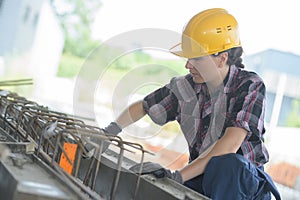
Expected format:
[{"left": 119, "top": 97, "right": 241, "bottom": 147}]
[{"left": 50, "top": 0, "right": 101, "bottom": 57}]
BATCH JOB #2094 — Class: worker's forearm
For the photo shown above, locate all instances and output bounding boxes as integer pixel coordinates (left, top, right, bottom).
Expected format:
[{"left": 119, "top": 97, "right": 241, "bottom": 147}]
[
  {"left": 179, "top": 149, "right": 211, "bottom": 182},
  {"left": 179, "top": 127, "right": 247, "bottom": 182},
  {"left": 180, "top": 141, "right": 230, "bottom": 182},
  {"left": 115, "top": 100, "right": 146, "bottom": 128}
]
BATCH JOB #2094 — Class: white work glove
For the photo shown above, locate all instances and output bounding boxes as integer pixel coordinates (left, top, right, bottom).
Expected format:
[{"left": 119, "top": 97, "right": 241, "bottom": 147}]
[{"left": 129, "top": 162, "right": 183, "bottom": 184}]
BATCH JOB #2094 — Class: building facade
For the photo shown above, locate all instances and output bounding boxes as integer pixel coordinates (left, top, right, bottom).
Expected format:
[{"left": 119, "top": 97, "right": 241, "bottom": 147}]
[
  {"left": 245, "top": 49, "right": 300, "bottom": 127},
  {"left": 0, "top": 0, "right": 64, "bottom": 80}
]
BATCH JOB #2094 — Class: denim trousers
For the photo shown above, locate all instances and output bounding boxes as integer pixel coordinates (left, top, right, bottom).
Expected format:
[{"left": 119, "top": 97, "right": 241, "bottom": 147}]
[{"left": 183, "top": 153, "right": 281, "bottom": 200}]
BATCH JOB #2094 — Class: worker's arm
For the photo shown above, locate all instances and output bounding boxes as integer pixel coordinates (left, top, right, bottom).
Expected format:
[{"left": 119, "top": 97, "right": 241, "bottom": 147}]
[
  {"left": 114, "top": 100, "right": 146, "bottom": 129},
  {"left": 179, "top": 127, "right": 247, "bottom": 182}
]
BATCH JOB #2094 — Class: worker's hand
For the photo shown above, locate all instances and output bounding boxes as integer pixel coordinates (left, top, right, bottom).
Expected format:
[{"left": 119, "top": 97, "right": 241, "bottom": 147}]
[
  {"left": 129, "top": 162, "right": 183, "bottom": 184},
  {"left": 102, "top": 122, "right": 122, "bottom": 136},
  {"left": 83, "top": 122, "right": 122, "bottom": 158}
]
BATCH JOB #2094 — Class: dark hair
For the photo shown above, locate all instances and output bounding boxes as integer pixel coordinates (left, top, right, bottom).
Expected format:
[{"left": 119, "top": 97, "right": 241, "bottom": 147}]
[
  {"left": 213, "top": 47, "right": 244, "bottom": 68},
  {"left": 226, "top": 47, "right": 244, "bottom": 68}
]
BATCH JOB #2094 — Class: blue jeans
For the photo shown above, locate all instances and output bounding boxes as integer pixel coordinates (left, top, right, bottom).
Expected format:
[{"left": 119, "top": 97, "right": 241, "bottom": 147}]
[{"left": 184, "top": 153, "right": 281, "bottom": 200}]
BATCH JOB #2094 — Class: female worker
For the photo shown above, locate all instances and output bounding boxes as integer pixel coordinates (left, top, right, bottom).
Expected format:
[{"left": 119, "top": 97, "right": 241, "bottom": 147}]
[{"left": 102, "top": 8, "right": 281, "bottom": 200}]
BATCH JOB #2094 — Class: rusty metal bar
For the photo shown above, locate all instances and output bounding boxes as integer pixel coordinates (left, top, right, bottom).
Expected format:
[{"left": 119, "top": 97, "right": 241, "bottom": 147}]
[
  {"left": 91, "top": 141, "right": 103, "bottom": 190},
  {"left": 0, "top": 78, "right": 33, "bottom": 87},
  {"left": 0, "top": 90, "right": 167, "bottom": 200},
  {"left": 110, "top": 142, "right": 125, "bottom": 200}
]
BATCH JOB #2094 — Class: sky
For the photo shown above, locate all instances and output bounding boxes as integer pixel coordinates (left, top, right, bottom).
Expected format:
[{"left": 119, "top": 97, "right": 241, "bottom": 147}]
[{"left": 92, "top": 0, "right": 300, "bottom": 57}]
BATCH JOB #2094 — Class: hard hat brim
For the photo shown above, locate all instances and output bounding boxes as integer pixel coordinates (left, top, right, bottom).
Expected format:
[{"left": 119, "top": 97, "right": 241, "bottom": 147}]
[
  {"left": 169, "top": 43, "right": 183, "bottom": 56},
  {"left": 169, "top": 43, "right": 208, "bottom": 59}
]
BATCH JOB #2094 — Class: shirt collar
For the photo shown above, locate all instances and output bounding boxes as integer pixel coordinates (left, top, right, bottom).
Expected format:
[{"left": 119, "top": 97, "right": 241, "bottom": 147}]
[
  {"left": 223, "top": 65, "right": 238, "bottom": 94},
  {"left": 191, "top": 65, "right": 238, "bottom": 95}
]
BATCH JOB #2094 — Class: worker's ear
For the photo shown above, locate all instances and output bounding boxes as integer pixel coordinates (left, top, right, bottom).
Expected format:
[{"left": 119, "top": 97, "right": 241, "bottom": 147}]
[{"left": 217, "top": 52, "right": 228, "bottom": 68}]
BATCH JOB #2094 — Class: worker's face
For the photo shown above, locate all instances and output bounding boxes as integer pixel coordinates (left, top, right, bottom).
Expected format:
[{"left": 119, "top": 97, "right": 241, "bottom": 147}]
[{"left": 185, "top": 53, "right": 227, "bottom": 84}]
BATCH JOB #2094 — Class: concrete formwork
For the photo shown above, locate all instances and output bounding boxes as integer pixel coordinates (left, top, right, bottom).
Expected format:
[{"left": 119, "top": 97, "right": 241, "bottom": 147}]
[{"left": 0, "top": 90, "right": 210, "bottom": 200}]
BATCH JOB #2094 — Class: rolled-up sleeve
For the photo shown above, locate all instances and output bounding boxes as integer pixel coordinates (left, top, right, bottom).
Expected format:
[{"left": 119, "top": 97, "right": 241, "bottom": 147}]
[
  {"left": 228, "top": 79, "right": 266, "bottom": 139},
  {"left": 143, "top": 82, "right": 178, "bottom": 125}
]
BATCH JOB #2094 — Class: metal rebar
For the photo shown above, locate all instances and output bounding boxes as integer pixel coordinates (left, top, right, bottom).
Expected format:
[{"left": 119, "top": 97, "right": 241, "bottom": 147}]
[
  {"left": 91, "top": 142, "right": 103, "bottom": 190},
  {"left": 83, "top": 154, "right": 96, "bottom": 186},
  {"left": 74, "top": 147, "right": 82, "bottom": 178},
  {"left": 0, "top": 90, "right": 158, "bottom": 200},
  {"left": 110, "top": 142, "right": 125, "bottom": 200}
]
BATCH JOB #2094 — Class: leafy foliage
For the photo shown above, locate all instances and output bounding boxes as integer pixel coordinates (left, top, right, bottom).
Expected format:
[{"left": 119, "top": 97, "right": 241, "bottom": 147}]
[
  {"left": 50, "top": 0, "right": 187, "bottom": 80},
  {"left": 50, "top": 0, "right": 101, "bottom": 57},
  {"left": 56, "top": 53, "right": 84, "bottom": 78}
]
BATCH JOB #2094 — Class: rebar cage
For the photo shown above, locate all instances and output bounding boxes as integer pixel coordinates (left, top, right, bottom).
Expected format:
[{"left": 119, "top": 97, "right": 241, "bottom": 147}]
[{"left": 0, "top": 90, "right": 210, "bottom": 200}]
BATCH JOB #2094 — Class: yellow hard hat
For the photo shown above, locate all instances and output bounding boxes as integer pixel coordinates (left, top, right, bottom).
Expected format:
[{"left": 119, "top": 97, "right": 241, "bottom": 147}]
[{"left": 170, "top": 8, "right": 241, "bottom": 58}]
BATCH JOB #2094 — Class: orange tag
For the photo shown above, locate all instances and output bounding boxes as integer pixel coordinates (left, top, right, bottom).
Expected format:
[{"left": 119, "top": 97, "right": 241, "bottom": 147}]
[{"left": 59, "top": 143, "right": 78, "bottom": 175}]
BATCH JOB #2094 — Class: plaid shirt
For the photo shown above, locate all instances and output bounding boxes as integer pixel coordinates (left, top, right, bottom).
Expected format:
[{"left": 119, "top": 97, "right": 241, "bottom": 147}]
[{"left": 143, "top": 65, "right": 269, "bottom": 166}]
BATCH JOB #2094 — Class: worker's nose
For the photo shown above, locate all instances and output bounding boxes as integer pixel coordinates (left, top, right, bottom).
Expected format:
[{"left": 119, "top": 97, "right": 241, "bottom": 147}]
[{"left": 185, "top": 61, "right": 194, "bottom": 69}]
